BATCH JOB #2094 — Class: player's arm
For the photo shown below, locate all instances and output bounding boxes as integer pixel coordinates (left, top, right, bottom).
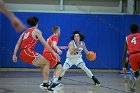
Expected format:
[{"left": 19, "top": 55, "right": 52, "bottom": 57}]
[
  {"left": 58, "top": 46, "right": 68, "bottom": 50},
  {"left": 0, "top": 0, "right": 26, "bottom": 32},
  {"left": 52, "top": 41, "right": 62, "bottom": 55},
  {"left": 68, "top": 42, "right": 79, "bottom": 55},
  {"left": 83, "top": 43, "right": 89, "bottom": 54},
  {"left": 12, "top": 34, "right": 23, "bottom": 63},
  {"left": 35, "top": 30, "right": 60, "bottom": 60},
  {"left": 122, "top": 41, "right": 128, "bottom": 74},
  {"left": 0, "top": 0, "right": 14, "bottom": 19},
  {"left": 122, "top": 41, "right": 127, "bottom": 68}
]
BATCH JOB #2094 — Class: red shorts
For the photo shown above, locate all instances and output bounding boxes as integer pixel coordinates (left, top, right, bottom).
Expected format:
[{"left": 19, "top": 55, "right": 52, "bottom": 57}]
[
  {"left": 129, "top": 53, "right": 140, "bottom": 72},
  {"left": 20, "top": 49, "right": 39, "bottom": 64},
  {"left": 43, "top": 52, "right": 59, "bottom": 68}
]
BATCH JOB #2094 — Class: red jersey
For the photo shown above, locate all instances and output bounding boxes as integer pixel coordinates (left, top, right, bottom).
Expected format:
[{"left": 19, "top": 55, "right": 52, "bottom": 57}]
[
  {"left": 126, "top": 33, "right": 140, "bottom": 54},
  {"left": 20, "top": 28, "right": 38, "bottom": 50},
  {"left": 43, "top": 35, "right": 58, "bottom": 53}
]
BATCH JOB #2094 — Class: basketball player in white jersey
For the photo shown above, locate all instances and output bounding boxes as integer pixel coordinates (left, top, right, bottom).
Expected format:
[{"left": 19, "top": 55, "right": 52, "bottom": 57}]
[{"left": 58, "top": 31, "right": 100, "bottom": 86}]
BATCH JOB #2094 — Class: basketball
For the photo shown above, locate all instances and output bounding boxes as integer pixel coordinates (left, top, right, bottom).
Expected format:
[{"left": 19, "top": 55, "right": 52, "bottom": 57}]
[{"left": 86, "top": 51, "right": 96, "bottom": 61}]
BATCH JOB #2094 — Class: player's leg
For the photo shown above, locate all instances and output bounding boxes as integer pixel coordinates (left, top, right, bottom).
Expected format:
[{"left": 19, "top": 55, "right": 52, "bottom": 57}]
[
  {"left": 129, "top": 57, "right": 139, "bottom": 79},
  {"left": 32, "top": 55, "right": 50, "bottom": 90},
  {"left": 53, "top": 63, "right": 63, "bottom": 82},
  {"left": 135, "top": 55, "right": 140, "bottom": 93},
  {"left": 129, "top": 55, "right": 140, "bottom": 92},
  {"left": 58, "top": 58, "right": 72, "bottom": 81},
  {"left": 129, "top": 68, "right": 137, "bottom": 92},
  {"left": 19, "top": 50, "right": 50, "bottom": 90},
  {"left": 43, "top": 52, "right": 64, "bottom": 91},
  {"left": 43, "top": 52, "right": 63, "bottom": 82},
  {"left": 76, "top": 59, "right": 100, "bottom": 86},
  {"left": 135, "top": 54, "right": 140, "bottom": 79},
  {"left": 135, "top": 70, "right": 140, "bottom": 93},
  {"left": 48, "top": 63, "right": 64, "bottom": 91},
  {"left": 134, "top": 70, "right": 139, "bottom": 78}
]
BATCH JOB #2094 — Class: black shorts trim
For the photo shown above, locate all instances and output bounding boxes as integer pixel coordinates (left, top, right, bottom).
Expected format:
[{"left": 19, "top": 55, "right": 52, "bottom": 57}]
[{"left": 53, "top": 62, "right": 61, "bottom": 69}]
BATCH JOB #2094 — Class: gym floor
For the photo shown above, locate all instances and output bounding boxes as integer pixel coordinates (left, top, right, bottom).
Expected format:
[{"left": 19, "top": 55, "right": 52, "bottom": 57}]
[{"left": 0, "top": 70, "right": 137, "bottom": 93}]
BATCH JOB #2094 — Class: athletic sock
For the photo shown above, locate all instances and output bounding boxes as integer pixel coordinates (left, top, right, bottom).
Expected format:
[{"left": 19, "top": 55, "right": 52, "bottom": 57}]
[
  {"left": 53, "top": 77, "right": 58, "bottom": 83},
  {"left": 43, "top": 80, "right": 48, "bottom": 83}
]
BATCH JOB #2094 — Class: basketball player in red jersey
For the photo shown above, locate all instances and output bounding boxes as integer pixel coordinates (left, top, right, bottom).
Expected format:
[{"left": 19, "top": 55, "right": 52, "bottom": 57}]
[
  {"left": 43, "top": 26, "right": 67, "bottom": 90},
  {"left": 123, "top": 24, "right": 140, "bottom": 92},
  {"left": 0, "top": 0, "right": 26, "bottom": 32},
  {"left": 12, "top": 16, "right": 60, "bottom": 90}
]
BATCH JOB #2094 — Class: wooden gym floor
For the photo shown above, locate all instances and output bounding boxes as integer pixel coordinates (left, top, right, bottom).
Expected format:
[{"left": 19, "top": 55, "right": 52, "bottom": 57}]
[{"left": 0, "top": 69, "right": 139, "bottom": 93}]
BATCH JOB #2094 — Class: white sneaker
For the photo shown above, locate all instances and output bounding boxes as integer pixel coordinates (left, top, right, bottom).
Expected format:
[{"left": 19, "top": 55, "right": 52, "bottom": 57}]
[
  {"left": 48, "top": 82, "right": 64, "bottom": 91},
  {"left": 129, "top": 77, "right": 136, "bottom": 92},
  {"left": 53, "top": 83, "right": 64, "bottom": 91},
  {"left": 40, "top": 83, "right": 50, "bottom": 90}
]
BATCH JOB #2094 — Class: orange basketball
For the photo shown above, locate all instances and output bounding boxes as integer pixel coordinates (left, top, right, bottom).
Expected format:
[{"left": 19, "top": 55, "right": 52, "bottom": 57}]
[{"left": 86, "top": 51, "right": 96, "bottom": 61}]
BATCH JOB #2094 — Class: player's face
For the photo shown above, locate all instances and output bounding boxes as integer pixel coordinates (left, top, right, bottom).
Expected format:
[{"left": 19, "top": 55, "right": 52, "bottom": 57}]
[{"left": 74, "top": 34, "right": 80, "bottom": 41}]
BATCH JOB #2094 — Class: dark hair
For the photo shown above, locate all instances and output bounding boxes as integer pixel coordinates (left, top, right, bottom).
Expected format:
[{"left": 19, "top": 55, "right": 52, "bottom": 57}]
[
  {"left": 27, "top": 16, "right": 39, "bottom": 27},
  {"left": 52, "top": 26, "right": 60, "bottom": 33},
  {"left": 130, "top": 24, "right": 139, "bottom": 33},
  {"left": 71, "top": 30, "right": 85, "bottom": 41}
]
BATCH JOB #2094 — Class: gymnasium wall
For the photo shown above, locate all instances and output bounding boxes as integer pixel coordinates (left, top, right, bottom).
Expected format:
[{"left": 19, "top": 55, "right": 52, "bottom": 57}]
[
  {"left": 0, "top": 12, "right": 140, "bottom": 69},
  {"left": 0, "top": 14, "right": 2, "bottom": 67},
  {"left": 4, "top": 0, "right": 123, "bottom": 13}
]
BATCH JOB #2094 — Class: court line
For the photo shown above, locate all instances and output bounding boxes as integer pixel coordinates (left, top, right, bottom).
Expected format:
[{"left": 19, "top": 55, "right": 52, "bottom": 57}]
[
  {"left": 0, "top": 88, "right": 14, "bottom": 93},
  {"left": 63, "top": 77, "right": 132, "bottom": 93}
]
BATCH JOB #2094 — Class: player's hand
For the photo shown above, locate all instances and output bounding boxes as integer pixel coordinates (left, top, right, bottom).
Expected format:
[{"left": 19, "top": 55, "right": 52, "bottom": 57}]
[
  {"left": 10, "top": 16, "right": 26, "bottom": 32},
  {"left": 60, "top": 46, "right": 68, "bottom": 50},
  {"left": 57, "top": 49, "right": 62, "bottom": 55},
  {"left": 123, "top": 67, "right": 127, "bottom": 77},
  {"left": 12, "top": 55, "right": 17, "bottom": 63}
]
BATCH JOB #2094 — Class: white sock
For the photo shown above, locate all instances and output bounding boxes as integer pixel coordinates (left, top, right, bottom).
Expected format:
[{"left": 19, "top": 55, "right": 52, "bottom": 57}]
[
  {"left": 43, "top": 80, "right": 48, "bottom": 83},
  {"left": 53, "top": 77, "right": 58, "bottom": 83}
]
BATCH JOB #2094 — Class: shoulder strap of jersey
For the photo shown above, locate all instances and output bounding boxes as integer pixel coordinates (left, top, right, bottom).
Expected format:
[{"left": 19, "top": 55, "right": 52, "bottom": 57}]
[{"left": 73, "top": 40, "right": 78, "bottom": 48}]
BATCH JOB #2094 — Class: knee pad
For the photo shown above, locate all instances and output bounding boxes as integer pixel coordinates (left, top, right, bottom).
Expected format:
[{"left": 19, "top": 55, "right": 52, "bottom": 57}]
[{"left": 134, "top": 70, "right": 139, "bottom": 78}]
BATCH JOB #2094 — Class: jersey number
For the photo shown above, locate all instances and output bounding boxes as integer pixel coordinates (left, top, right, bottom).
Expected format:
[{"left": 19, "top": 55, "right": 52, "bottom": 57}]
[
  {"left": 131, "top": 37, "right": 136, "bottom": 44},
  {"left": 23, "top": 32, "right": 30, "bottom": 40}
]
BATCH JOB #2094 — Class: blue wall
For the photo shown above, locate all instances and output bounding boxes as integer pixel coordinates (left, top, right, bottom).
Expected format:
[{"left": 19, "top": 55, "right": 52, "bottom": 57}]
[{"left": 0, "top": 12, "right": 140, "bottom": 69}]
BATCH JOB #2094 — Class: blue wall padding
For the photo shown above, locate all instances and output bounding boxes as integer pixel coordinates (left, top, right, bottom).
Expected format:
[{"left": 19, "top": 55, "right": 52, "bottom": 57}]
[{"left": 0, "top": 12, "right": 140, "bottom": 69}]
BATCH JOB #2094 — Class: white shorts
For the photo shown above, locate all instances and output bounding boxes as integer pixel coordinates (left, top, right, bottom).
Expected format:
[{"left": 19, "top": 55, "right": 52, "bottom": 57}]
[{"left": 64, "top": 57, "right": 85, "bottom": 68}]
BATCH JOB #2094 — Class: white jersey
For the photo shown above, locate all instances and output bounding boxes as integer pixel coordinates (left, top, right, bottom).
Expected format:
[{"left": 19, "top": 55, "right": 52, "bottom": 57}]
[{"left": 66, "top": 40, "right": 85, "bottom": 58}]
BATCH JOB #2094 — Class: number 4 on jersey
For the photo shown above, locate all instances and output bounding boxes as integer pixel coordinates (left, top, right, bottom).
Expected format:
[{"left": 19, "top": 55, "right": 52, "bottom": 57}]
[{"left": 131, "top": 37, "right": 137, "bottom": 44}]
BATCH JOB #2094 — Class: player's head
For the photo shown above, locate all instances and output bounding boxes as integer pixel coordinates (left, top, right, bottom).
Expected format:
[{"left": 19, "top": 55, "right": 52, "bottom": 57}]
[
  {"left": 71, "top": 30, "right": 85, "bottom": 41},
  {"left": 52, "top": 26, "right": 60, "bottom": 36},
  {"left": 130, "top": 24, "right": 139, "bottom": 33},
  {"left": 27, "top": 16, "right": 39, "bottom": 27}
]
